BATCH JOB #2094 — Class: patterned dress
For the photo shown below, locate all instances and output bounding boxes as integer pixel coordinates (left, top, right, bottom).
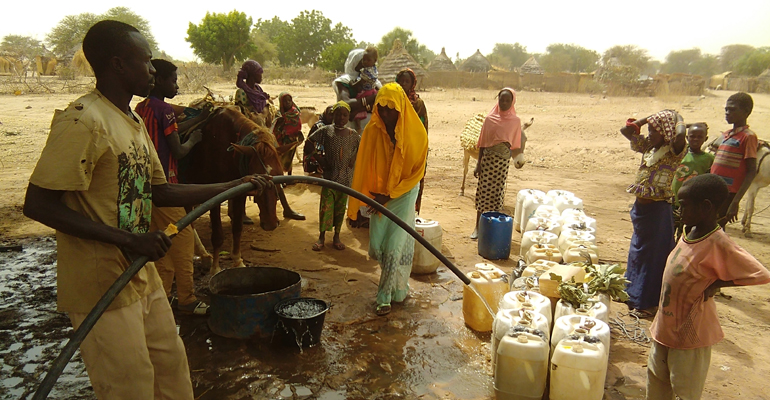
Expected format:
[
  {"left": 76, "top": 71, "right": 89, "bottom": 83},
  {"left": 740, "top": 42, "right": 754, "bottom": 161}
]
[
  {"left": 316, "top": 125, "right": 360, "bottom": 232},
  {"left": 475, "top": 142, "right": 511, "bottom": 213}
]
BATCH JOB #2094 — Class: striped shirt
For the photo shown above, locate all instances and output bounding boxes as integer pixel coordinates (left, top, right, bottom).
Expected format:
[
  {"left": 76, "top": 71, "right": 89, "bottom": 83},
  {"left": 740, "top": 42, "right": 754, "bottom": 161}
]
[
  {"left": 710, "top": 126, "right": 757, "bottom": 193},
  {"left": 135, "top": 97, "right": 179, "bottom": 183}
]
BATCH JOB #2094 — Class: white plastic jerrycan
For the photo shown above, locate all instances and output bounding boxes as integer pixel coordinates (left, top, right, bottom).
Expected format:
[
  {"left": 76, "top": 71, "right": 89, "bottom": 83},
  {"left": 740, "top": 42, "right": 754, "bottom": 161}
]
[
  {"left": 519, "top": 194, "right": 553, "bottom": 233},
  {"left": 546, "top": 189, "right": 575, "bottom": 199},
  {"left": 500, "top": 291, "right": 553, "bottom": 327},
  {"left": 525, "top": 243, "right": 563, "bottom": 264},
  {"left": 550, "top": 315, "right": 611, "bottom": 355},
  {"left": 550, "top": 337, "right": 608, "bottom": 400},
  {"left": 562, "top": 244, "right": 598, "bottom": 264},
  {"left": 562, "top": 215, "right": 597, "bottom": 232},
  {"left": 463, "top": 263, "right": 508, "bottom": 332},
  {"left": 523, "top": 259, "right": 559, "bottom": 278},
  {"left": 495, "top": 330, "right": 550, "bottom": 400},
  {"left": 553, "top": 195, "right": 584, "bottom": 214},
  {"left": 524, "top": 216, "right": 562, "bottom": 236},
  {"left": 534, "top": 204, "right": 562, "bottom": 223},
  {"left": 520, "top": 231, "right": 558, "bottom": 257},
  {"left": 412, "top": 218, "right": 442, "bottom": 274},
  {"left": 560, "top": 208, "right": 586, "bottom": 221},
  {"left": 514, "top": 189, "right": 545, "bottom": 232},
  {"left": 554, "top": 299, "right": 609, "bottom": 324},
  {"left": 537, "top": 263, "right": 587, "bottom": 299},
  {"left": 492, "top": 309, "right": 550, "bottom": 367},
  {"left": 558, "top": 230, "right": 596, "bottom": 254}
]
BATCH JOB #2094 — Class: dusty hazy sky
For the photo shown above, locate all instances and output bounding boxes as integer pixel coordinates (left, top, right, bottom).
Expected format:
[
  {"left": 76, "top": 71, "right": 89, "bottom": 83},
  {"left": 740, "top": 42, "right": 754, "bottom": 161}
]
[{"left": 2, "top": 0, "right": 769, "bottom": 62}]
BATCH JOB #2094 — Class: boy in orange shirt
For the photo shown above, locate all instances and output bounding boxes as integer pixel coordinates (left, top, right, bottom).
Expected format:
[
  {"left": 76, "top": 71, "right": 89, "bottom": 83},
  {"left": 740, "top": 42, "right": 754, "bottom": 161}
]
[{"left": 646, "top": 174, "right": 770, "bottom": 400}]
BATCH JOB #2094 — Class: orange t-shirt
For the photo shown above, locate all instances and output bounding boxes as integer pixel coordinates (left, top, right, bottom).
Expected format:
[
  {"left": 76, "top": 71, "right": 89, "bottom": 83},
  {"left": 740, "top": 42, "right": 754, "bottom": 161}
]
[{"left": 650, "top": 229, "right": 770, "bottom": 349}]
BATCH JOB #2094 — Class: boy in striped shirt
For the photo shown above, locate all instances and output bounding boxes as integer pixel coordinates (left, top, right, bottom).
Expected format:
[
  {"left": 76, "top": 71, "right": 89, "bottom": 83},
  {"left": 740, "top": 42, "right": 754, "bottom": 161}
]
[{"left": 710, "top": 92, "right": 758, "bottom": 229}]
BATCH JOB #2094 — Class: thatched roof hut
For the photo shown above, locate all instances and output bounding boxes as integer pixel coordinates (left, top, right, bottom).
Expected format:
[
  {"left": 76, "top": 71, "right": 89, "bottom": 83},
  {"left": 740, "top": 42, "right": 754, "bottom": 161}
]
[
  {"left": 428, "top": 47, "right": 456, "bottom": 71},
  {"left": 521, "top": 56, "right": 544, "bottom": 75},
  {"left": 378, "top": 39, "right": 425, "bottom": 83},
  {"left": 72, "top": 49, "right": 94, "bottom": 77},
  {"left": 460, "top": 50, "right": 491, "bottom": 73}
]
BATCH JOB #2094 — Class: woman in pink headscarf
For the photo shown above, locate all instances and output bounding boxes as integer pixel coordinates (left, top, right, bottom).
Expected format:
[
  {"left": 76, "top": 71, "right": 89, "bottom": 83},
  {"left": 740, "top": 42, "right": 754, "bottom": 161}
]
[
  {"left": 234, "top": 60, "right": 272, "bottom": 126},
  {"left": 470, "top": 88, "right": 527, "bottom": 239}
]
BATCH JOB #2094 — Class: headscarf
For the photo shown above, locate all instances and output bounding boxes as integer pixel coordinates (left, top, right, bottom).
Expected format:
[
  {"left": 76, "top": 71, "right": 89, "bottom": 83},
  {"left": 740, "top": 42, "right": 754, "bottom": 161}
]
[
  {"left": 236, "top": 60, "right": 269, "bottom": 113},
  {"left": 332, "top": 100, "right": 351, "bottom": 112},
  {"left": 332, "top": 49, "right": 366, "bottom": 99},
  {"left": 477, "top": 88, "right": 522, "bottom": 149},
  {"left": 273, "top": 92, "right": 302, "bottom": 142},
  {"left": 396, "top": 68, "right": 419, "bottom": 104},
  {"left": 647, "top": 110, "right": 677, "bottom": 143},
  {"left": 347, "top": 83, "right": 428, "bottom": 220},
  {"left": 642, "top": 109, "right": 678, "bottom": 166}
]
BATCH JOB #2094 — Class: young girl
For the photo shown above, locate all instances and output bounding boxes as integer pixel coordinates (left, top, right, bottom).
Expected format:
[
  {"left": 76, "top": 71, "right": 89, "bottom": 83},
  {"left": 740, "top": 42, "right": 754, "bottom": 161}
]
[
  {"left": 312, "top": 101, "right": 361, "bottom": 251},
  {"left": 620, "top": 109, "right": 687, "bottom": 317},
  {"left": 352, "top": 47, "right": 380, "bottom": 121},
  {"left": 272, "top": 92, "right": 303, "bottom": 175}
]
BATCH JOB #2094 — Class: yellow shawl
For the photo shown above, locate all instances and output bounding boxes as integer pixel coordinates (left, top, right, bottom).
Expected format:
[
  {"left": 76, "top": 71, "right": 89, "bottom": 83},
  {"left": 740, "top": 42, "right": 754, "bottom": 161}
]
[{"left": 347, "top": 83, "right": 428, "bottom": 220}]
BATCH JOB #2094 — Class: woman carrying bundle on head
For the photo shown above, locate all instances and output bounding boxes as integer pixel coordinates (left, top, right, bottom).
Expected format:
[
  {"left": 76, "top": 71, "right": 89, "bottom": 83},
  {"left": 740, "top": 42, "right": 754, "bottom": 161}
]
[
  {"left": 470, "top": 88, "right": 526, "bottom": 240},
  {"left": 347, "top": 83, "right": 428, "bottom": 316}
]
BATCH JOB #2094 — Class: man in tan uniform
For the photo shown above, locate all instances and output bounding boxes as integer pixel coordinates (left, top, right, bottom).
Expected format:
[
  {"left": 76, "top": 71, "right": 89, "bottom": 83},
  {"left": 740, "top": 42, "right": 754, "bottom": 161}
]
[{"left": 23, "top": 20, "right": 270, "bottom": 399}]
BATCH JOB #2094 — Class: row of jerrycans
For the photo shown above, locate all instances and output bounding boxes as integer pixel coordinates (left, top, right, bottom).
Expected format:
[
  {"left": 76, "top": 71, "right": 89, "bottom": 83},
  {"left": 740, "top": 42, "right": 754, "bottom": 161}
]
[
  {"left": 514, "top": 189, "right": 585, "bottom": 234},
  {"left": 492, "top": 291, "right": 610, "bottom": 400}
]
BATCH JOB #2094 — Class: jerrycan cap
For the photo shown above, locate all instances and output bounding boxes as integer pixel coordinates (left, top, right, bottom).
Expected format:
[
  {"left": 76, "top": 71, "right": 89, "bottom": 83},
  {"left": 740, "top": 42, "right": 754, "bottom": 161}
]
[
  {"left": 517, "top": 334, "right": 529, "bottom": 343},
  {"left": 573, "top": 328, "right": 587, "bottom": 335},
  {"left": 575, "top": 307, "right": 590, "bottom": 316},
  {"left": 572, "top": 344, "right": 584, "bottom": 353}
]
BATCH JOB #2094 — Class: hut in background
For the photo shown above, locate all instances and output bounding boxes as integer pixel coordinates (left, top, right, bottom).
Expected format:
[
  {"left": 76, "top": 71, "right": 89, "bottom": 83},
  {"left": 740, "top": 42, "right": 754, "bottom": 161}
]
[
  {"left": 757, "top": 69, "right": 770, "bottom": 93},
  {"left": 428, "top": 48, "right": 456, "bottom": 71},
  {"left": 72, "top": 49, "right": 94, "bottom": 77},
  {"left": 520, "top": 57, "right": 544, "bottom": 75},
  {"left": 378, "top": 39, "right": 425, "bottom": 84},
  {"left": 460, "top": 50, "right": 491, "bottom": 73}
]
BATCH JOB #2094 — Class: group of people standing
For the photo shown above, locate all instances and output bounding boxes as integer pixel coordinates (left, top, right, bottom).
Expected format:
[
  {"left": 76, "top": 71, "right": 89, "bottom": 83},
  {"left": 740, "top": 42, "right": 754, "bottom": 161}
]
[{"left": 618, "top": 93, "right": 769, "bottom": 400}]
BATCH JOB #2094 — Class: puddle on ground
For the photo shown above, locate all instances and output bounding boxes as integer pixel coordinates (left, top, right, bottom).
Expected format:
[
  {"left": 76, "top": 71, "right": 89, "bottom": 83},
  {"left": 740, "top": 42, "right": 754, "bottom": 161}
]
[{"left": 0, "top": 237, "right": 637, "bottom": 399}]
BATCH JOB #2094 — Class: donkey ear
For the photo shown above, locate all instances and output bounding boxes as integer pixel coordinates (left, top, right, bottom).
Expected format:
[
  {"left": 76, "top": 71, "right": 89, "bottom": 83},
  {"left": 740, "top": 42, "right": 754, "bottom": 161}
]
[{"left": 231, "top": 143, "right": 256, "bottom": 156}]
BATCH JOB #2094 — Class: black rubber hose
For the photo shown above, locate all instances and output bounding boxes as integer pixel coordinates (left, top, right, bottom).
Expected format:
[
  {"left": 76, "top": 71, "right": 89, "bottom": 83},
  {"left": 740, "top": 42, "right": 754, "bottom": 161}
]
[{"left": 33, "top": 176, "right": 471, "bottom": 399}]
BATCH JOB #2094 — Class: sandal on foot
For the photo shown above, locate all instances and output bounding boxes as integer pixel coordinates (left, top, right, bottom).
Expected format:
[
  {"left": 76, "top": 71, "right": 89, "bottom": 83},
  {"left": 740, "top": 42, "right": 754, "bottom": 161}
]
[
  {"left": 312, "top": 243, "right": 324, "bottom": 251},
  {"left": 178, "top": 300, "right": 209, "bottom": 316},
  {"left": 242, "top": 216, "right": 254, "bottom": 225},
  {"left": 470, "top": 229, "right": 478, "bottom": 240},
  {"left": 375, "top": 304, "right": 391, "bottom": 316},
  {"left": 284, "top": 211, "right": 306, "bottom": 221},
  {"left": 333, "top": 242, "right": 346, "bottom": 250},
  {"left": 629, "top": 308, "right": 655, "bottom": 319}
]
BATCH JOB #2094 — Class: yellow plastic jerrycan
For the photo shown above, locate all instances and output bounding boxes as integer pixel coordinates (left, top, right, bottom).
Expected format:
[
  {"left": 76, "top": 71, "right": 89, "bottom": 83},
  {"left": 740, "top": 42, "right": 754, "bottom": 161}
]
[{"left": 463, "top": 263, "right": 508, "bottom": 332}]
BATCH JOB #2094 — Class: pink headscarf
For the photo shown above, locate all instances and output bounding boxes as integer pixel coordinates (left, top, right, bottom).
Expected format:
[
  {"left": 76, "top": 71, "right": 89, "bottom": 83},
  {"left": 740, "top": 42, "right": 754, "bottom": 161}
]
[
  {"left": 477, "top": 88, "right": 522, "bottom": 149},
  {"left": 647, "top": 110, "right": 677, "bottom": 143}
]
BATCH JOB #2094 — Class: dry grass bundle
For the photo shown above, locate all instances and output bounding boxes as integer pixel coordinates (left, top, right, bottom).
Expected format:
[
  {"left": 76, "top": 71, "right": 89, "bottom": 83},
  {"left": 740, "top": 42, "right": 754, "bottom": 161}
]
[{"left": 460, "top": 113, "right": 486, "bottom": 151}]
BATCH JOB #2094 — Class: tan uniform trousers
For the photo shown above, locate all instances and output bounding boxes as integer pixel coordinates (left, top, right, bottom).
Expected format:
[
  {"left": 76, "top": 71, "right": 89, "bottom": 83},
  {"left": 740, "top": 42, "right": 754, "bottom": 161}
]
[
  {"left": 646, "top": 340, "right": 711, "bottom": 400},
  {"left": 69, "top": 288, "right": 193, "bottom": 400},
  {"left": 150, "top": 206, "right": 197, "bottom": 306}
]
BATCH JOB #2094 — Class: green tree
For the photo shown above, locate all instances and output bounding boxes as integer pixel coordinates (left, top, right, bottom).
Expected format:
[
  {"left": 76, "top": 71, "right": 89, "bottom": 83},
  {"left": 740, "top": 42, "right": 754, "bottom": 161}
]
[
  {"left": 319, "top": 41, "right": 356, "bottom": 72},
  {"left": 272, "top": 10, "right": 354, "bottom": 66},
  {"left": 186, "top": 10, "right": 257, "bottom": 72},
  {"left": 720, "top": 44, "right": 755, "bottom": 72},
  {"left": 376, "top": 27, "right": 435, "bottom": 65},
  {"left": 602, "top": 45, "right": 650, "bottom": 74},
  {"left": 540, "top": 44, "right": 598, "bottom": 73},
  {"left": 254, "top": 16, "right": 289, "bottom": 44},
  {"left": 661, "top": 48, "right": 703, "bottom": 74},
  {"left": 249, "top": 30, "right": 278, "bottom": 65},
  {"left": 735, "top": 47, "right": 770, "bottom": 76},
  {"left": 690, "top": 54, "right": 719, "bottom": 77},
  {"left": 1, "top": 35, "right": 44, "bottom": 63},
  {"left": 45, "top": 7, "right": 157, "bottom": 57},
  {"left": 487, "top": 43, "right": 529, "bottom": 71}
]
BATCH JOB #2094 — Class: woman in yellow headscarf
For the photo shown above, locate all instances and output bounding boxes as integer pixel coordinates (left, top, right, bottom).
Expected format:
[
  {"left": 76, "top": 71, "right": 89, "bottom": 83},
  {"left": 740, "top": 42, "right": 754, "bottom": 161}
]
[{"left": 348, "top": 83, "right": 428, "bottom": 315}]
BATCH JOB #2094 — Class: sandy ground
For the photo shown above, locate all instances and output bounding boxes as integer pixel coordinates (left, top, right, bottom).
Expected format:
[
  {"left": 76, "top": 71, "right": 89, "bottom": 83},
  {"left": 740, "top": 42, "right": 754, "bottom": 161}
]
[{"left": 1, "top": 80, "right": 769, "bottom": 399}]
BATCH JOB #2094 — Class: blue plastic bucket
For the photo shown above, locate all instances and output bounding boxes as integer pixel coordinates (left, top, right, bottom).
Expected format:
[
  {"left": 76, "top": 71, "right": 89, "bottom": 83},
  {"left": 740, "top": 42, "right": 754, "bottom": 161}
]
[{"left": 478, "top": 211, "right": 513, "bottom": 260}]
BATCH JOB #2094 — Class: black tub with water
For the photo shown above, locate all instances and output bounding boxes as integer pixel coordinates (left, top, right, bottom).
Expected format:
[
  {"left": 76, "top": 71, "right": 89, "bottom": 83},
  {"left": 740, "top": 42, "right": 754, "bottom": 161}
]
[
  {"left": 208, "top": 266, "right": 301, "bottom": 339},
  {"left": 274, "top": 298, "right": 329, "bottom": 348}
]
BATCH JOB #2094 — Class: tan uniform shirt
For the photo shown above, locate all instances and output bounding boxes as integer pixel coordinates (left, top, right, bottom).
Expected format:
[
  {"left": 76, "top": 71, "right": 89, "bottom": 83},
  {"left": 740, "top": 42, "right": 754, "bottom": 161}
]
[{"left": 29, "top": 90, "right": 166, "bottom": 313}]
